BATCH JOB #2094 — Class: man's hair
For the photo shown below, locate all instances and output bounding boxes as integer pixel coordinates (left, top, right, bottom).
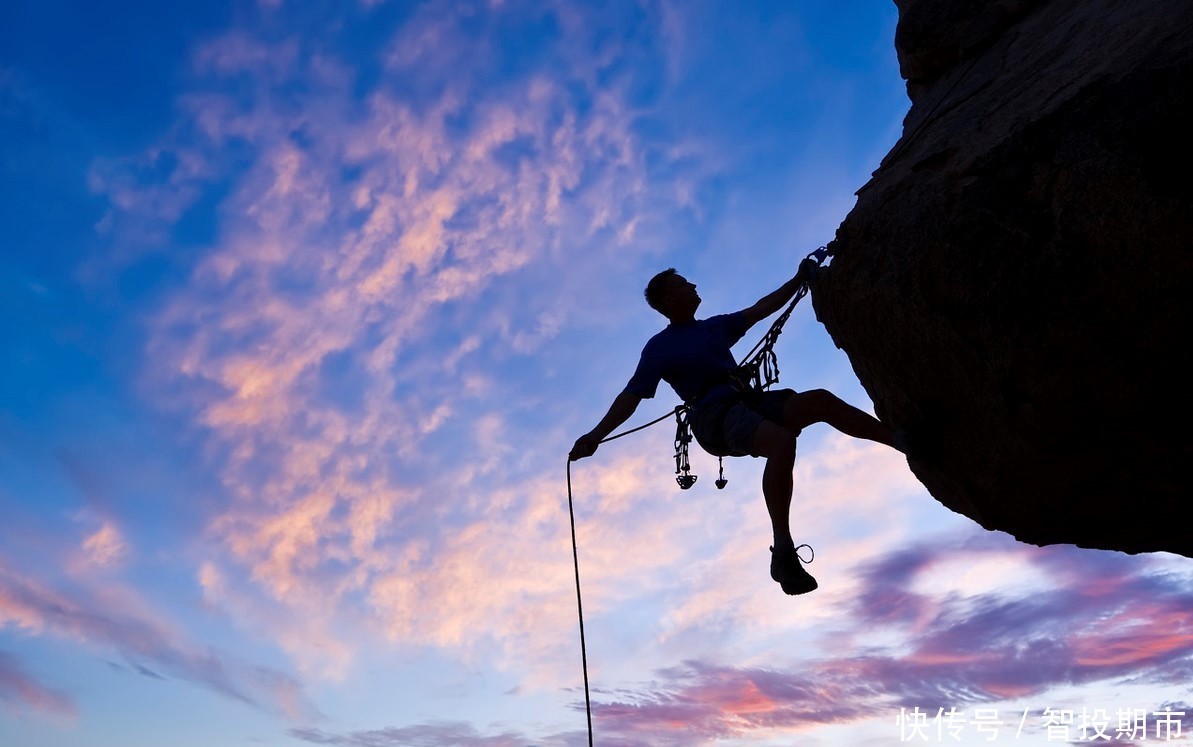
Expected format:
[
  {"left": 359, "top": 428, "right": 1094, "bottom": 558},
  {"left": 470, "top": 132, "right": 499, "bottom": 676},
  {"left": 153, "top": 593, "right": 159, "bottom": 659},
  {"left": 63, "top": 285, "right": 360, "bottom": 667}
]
[{"left": 644, "top": 268, "right": 678, "bottom": 312}]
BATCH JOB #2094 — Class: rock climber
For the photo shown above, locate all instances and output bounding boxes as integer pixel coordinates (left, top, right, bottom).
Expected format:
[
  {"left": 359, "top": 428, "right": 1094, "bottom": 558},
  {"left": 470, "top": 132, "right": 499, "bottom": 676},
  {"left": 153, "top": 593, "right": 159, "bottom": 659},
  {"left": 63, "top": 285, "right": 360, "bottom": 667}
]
[{"left": 568, "top": 259, "right": 903, "bottom": 595}]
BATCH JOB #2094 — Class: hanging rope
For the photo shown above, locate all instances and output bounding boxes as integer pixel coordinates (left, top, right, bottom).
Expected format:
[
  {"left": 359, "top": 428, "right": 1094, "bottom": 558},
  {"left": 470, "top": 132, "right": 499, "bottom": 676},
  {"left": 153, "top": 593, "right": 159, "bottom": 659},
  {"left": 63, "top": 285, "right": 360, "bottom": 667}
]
[
  {"left": 564, "top": 459, "right": 594, "bottom": 747},
  {"left": 563, "top": 404, "right": 681, "bottom": 747}
]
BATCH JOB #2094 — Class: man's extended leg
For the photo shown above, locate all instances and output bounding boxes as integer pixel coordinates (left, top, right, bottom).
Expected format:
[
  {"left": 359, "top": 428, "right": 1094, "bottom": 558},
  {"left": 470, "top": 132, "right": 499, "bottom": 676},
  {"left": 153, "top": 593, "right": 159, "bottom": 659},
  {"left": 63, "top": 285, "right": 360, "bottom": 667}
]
[{"left": 782, "top": 388, "right": 894, "bottom": 447}]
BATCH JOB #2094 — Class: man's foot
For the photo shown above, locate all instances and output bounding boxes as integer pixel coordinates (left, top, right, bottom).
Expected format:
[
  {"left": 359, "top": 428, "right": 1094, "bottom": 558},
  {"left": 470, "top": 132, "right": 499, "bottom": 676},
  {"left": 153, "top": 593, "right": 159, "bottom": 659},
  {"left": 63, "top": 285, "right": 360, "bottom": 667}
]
[
  {"left": 892, "top": 426, "right": 934, "bottom": 461},
  {"left": 770, "top": 544, "right": 818, "bottom": 595}
]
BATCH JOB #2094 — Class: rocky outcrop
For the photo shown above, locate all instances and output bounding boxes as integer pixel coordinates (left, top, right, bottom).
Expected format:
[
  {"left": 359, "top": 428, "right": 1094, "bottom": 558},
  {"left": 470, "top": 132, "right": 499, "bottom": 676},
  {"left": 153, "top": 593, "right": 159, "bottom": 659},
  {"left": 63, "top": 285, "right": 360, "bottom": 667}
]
[{"left": 814, "top": 0, "right": 1193, "bottom": 556}]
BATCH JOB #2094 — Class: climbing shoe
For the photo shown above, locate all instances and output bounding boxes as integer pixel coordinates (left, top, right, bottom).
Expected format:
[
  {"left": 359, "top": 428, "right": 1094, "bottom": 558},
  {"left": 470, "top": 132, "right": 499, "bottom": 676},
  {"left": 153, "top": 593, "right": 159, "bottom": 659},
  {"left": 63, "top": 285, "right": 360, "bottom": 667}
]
[
  {"left": 892, "top": 426, "right": 938, "bottom": 461},
  {"left": 770, "top": 543, "right": 817, "bottom": 596}
]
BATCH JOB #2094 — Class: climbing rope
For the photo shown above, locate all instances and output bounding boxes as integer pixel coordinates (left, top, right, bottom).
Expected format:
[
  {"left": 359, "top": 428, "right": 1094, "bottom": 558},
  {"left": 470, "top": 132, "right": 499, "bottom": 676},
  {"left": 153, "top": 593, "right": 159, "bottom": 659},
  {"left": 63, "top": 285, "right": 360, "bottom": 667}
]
[
  {"left": 563, "top": 405, "right": 680, "bottom": 747},
  {"left": 564, "top": 246, "right": 827, "bottom": 745},
  {"left": 564, "top": 459, "right": 593, "bottom": 747}
]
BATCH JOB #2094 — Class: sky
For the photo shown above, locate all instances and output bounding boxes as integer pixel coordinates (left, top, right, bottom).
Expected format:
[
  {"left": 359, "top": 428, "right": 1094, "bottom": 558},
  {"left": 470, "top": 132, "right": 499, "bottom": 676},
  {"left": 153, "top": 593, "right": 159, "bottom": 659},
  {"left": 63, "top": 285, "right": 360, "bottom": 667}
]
[{"left": 2, "top": 1, "right": 1192, "bottom": 746}]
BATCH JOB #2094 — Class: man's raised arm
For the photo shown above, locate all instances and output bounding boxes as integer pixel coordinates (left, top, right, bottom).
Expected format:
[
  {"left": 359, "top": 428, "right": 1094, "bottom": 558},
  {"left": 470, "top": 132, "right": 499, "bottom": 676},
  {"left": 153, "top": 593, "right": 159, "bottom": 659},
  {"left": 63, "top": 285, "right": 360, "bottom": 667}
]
[
  {"left": 569, "top": 389, "right": 643, "bottom": 461},
  {"left": 738, "top": 258, "right": 815, "bottom": 329}
]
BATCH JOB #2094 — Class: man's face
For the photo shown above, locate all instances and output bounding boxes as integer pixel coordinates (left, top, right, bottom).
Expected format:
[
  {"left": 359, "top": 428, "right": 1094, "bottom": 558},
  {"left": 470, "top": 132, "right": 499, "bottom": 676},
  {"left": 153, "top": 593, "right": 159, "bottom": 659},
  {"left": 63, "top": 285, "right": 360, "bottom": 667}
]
[{"left": 661, "top": 274, "right": 700, "bottom": 314}]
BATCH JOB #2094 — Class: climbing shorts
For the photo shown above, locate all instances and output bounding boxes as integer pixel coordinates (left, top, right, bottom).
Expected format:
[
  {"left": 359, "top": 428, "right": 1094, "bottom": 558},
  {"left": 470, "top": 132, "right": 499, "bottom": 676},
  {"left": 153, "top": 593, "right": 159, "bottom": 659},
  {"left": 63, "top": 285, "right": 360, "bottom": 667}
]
[{"left": 691, "top": 388, "right": 797, "bottom": 458}]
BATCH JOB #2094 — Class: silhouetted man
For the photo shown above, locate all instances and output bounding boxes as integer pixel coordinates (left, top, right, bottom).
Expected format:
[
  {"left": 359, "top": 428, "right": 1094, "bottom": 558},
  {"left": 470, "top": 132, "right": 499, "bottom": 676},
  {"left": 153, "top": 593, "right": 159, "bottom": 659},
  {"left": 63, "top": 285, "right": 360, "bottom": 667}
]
[{"left": 569, "top": 263, "right": 900, "bottom": 595}]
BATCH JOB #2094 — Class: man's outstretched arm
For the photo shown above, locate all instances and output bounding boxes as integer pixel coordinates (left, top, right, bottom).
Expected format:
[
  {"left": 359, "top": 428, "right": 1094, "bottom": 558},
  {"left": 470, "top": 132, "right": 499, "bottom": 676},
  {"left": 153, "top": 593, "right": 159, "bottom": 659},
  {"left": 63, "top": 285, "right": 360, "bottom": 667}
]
[
  {"left": 738, "top": 259, "right": 815, "bottom": 330},
  {"left": 569, "top": 389, "right": 643, "bottom": 461}
]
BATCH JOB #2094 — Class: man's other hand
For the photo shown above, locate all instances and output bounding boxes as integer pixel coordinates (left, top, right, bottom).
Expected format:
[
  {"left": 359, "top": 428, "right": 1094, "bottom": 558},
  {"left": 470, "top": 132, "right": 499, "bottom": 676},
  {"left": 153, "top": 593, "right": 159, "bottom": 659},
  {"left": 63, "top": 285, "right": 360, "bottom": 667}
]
[{"left": 569, "top": 433, "right": 601, "bottom": 461}]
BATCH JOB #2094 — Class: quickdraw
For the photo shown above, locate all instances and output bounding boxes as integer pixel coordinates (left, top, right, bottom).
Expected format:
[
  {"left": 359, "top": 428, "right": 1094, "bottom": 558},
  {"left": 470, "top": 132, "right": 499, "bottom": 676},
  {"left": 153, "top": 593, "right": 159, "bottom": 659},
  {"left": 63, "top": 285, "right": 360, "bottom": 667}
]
[{"left": 673, "top": 407, "right": 698, "bottom": 489}]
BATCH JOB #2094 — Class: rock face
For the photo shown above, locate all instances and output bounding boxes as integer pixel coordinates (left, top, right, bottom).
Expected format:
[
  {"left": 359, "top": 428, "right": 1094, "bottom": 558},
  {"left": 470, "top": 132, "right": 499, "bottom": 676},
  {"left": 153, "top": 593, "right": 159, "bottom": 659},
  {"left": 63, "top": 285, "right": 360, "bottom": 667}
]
[{"left": 814, "top": 0, "right": 1193, "bottom": 556}]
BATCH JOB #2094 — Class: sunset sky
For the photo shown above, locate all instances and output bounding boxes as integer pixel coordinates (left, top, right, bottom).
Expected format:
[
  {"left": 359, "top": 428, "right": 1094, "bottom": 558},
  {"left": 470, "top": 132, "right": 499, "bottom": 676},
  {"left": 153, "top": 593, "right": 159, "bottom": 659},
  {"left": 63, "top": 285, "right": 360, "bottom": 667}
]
[{"left": 3, "top": 1, "right": 1192, "bottom": 745}]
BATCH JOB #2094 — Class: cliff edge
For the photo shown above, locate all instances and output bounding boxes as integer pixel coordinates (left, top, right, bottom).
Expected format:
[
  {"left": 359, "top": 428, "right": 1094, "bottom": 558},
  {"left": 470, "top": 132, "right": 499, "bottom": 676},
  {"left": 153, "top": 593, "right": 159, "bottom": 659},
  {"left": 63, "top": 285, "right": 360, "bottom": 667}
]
[{"left": 814, "top": 0, "right": 1193, "bottom": 556}]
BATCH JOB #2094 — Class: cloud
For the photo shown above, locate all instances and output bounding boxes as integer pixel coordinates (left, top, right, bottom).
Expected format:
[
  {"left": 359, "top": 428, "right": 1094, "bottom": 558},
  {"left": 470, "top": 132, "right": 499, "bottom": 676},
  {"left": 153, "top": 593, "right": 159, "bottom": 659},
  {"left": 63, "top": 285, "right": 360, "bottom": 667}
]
[
  {"left": 79, "top": 520, "right": 129, "bottom": 569},
  {"left": 192, "top": 29, "right": 300, "bottom": 80},
  {"left": 281, "top": 539, "right": 1193, "bottom": 747},
  {"left": 81, "top": 0, "right": 698, "bottom": 690},
  {"left": 0, "top": 649, "right": 76, "bottom": 718},
  {"left": 198, "top": 558, "right": 354, "bottom": 682},
  {"left": 0, "top": 560, "right": 317, "bottom": 720},
  {"left": 289, "top": 722, "right": 539, "bottom": 747},
  {"left": 342, "top": 435, "right": 765, "bottom": 688},
  {"left": 589, "top": 660, "right": 870, "bottom": 746},
  {"left": 846, "top": 539, "right": 1193, "bottom": 696},
  {"left": 570, "top": 535, "right": 1193, "bottom": 744}
]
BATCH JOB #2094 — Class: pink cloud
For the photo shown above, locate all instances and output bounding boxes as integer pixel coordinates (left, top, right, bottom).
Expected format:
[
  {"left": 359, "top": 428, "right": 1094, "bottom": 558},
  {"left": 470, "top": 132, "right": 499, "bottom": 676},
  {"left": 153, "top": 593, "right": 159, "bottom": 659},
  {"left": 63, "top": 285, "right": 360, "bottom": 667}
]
[
  {"left": 1071, "top": 604, "right": 1193, "bottom": 667},
  {"left": 82, "top": 1, "right": 673, "bottom": 691},
  {"left": 290, "top": 722, "right": 538, "bottom": 747},
  {"left": 588, "top": 660, "right": 866, "bottom": 745},
  {"left": 192, "top": 30, "right": 299, "bottom": 80},
  {"left": 0, "top": 560, "right": 318, "bottom": 720},
  {"left": 0, "top": 650, "right": 76, "bottom": 719},
  {"left": 78, "top": 520, "right": 129, "bottom": 569},
  {"left": 560, "top": 536, "right": 1193, "bottom": 744}
]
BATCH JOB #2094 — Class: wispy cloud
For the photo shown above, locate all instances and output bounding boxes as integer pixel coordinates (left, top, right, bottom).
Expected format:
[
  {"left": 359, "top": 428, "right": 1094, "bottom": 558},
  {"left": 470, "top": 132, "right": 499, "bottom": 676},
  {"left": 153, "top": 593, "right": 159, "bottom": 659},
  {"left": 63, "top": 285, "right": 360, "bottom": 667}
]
[
  {"left": 78, "top": 519, "right": 129, "bottom": 569},
  {"left": 290, "top": 722, "right": 540, "bottom": 747},
  {"left": 848, "top": 539, "right": 1193, "bottom": 696},
  {"left": 575, "top": 537, "right": 1193, "bottom": 744},
  {"left": 0, "top": 649, "right": 76, "bottom": 718},
  {"left": 590, "top": 660, "right": 868, "bottom": 746},
  {"left": 82, "top": 0, "right": 698, "bottom": 689},
  {"left": 281, "top": 541, "right": 1193, "bottom": 747},
  {"left": 0, "top": 560, "right": 317, "bottom": 719}
]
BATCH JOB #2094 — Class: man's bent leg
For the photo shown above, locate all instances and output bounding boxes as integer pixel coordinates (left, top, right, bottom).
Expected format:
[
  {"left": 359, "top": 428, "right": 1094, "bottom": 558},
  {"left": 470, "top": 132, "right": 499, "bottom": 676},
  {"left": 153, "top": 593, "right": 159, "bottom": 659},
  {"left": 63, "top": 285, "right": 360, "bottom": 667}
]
[{"left": 783, "top": 389, "right": 894, "bottom": 447}]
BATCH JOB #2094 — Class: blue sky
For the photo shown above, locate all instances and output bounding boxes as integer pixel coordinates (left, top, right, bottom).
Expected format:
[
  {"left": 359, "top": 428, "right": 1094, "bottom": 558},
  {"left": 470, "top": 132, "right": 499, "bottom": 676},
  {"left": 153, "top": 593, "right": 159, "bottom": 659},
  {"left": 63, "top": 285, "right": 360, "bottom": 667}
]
[{"left": 3, "top": 1, "right": 1192, "bottom": 746}]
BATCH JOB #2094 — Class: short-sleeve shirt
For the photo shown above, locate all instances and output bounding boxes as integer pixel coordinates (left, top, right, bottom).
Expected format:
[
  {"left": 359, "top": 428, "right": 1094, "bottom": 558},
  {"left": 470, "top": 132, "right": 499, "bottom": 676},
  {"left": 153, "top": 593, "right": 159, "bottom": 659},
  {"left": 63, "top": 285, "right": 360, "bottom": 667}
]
[{"left": 624, "top": 312, "right": 751, "bottom": 406}]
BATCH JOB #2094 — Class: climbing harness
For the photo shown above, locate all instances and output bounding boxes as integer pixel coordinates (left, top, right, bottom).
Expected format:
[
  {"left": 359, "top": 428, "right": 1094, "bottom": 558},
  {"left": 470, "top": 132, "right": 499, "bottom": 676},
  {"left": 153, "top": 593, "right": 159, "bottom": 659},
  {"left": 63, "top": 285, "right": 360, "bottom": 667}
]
[
  {"left": 564, "top": 246, "right": 827, "bottom": 746},
  {"left": 564, "top": 406, "right": 679, "bottom": 747}
]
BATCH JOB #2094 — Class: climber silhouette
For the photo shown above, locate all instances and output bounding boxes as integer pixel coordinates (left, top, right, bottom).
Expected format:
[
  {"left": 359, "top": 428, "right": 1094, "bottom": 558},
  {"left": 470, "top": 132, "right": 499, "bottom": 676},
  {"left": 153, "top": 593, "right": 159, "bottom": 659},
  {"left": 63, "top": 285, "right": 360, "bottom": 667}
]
[{"left": 569, "top": 261, "right": 901, "bottom": 595}]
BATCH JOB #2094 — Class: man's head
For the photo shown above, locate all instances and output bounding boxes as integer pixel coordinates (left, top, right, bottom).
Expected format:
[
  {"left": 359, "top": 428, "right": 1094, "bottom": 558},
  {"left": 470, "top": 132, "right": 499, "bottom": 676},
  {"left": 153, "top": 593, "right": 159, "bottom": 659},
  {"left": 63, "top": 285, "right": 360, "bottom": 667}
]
[{"left": 644, "top": 268, "right": 700, "bottom": 321}]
